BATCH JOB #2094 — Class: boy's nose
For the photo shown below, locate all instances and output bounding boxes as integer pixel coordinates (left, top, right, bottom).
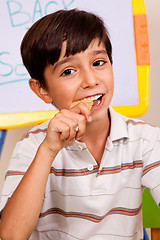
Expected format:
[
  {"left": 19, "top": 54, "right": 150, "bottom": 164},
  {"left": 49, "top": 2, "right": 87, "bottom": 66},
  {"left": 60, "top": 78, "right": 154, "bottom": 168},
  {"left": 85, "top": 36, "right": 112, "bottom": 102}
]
[{"left": 81, "top": 69, "right": 99, "bottom": 89}]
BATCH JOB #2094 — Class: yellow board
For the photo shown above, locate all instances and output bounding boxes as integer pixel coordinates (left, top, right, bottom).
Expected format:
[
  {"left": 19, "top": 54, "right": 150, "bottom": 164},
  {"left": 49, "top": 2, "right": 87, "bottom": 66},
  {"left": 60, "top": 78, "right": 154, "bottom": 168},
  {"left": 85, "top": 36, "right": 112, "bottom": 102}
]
[
  {"left": 113, "top": 65, "right": 150, "bottom": 117},
  {"left": 114, "top": 0, "right": 150, "bottom": 117},
  {"left": 0, "top": 0, "right": 150, "bottom": 128},
  {"left": 132, "top": 0, "right": 146, "bottom": 15}
]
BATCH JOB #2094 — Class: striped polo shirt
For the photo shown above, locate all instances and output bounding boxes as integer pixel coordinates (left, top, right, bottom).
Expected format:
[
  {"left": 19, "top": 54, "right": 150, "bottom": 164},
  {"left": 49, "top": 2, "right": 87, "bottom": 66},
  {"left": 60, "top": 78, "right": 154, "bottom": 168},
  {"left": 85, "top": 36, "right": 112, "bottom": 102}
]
[{"left": 1, "top": 107, "right": 160, "bottom": 240}]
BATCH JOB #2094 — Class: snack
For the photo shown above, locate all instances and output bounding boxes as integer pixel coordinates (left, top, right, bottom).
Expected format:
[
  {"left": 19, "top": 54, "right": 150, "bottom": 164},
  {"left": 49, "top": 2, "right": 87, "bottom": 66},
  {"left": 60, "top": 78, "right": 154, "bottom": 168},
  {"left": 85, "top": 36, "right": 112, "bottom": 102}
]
[{"left": 70, "top": 99, "right": 93, "bottom": 109}]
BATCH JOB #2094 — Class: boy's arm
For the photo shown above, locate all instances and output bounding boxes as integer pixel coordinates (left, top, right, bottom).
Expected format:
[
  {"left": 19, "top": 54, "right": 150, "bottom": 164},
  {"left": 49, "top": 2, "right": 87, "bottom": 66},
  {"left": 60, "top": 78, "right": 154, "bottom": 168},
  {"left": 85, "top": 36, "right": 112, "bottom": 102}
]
[
  {"left": 0, "top": 144, "right": 55, "bottom": 240},
  {"left": 0, "top": 104, "right": 92, "bottom": 240}
]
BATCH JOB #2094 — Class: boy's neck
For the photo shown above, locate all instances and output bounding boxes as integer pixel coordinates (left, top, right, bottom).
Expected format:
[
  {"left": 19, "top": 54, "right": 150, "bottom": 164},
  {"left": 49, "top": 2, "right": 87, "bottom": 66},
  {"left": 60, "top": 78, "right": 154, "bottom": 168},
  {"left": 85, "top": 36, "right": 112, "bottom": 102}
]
[
  {"left": 79, "top": 110, "right": 111, "bottom": 165},
  {"left": 84, "top": 109, "right": 110, "bottom": 139}
]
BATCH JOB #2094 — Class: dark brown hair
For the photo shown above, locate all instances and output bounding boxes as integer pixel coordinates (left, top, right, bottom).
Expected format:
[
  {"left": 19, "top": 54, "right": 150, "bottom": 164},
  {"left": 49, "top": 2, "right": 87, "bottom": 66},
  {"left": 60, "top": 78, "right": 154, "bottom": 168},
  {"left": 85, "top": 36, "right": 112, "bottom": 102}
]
[{"left": 21, "top": 9, "right": 112, "bottom": 88}]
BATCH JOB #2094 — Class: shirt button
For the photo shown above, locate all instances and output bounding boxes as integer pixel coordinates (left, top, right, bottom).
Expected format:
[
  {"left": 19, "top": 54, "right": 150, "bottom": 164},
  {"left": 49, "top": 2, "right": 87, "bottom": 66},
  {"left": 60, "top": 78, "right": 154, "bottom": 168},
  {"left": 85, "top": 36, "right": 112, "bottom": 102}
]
[
  {"left": 77, "top": 145, "right": 83, "bottom": 151},
  {"left": 87, "top": 165, "right": 93, "bottom": 171}
]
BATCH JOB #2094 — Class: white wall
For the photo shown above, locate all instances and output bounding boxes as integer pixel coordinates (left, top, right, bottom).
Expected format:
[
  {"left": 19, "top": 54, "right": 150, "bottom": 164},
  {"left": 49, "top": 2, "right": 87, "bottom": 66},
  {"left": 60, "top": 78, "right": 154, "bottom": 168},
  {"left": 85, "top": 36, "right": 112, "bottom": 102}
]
[{"left": 0, "top": 0, "right": 160, "bottom": 196}]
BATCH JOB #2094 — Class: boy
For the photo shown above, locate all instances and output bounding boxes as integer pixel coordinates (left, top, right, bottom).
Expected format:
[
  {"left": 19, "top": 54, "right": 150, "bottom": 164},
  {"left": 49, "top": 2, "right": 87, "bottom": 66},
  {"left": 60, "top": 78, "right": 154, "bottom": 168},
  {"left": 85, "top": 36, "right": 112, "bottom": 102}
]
[{"left": 0, "top": 9, "right": 160, "bottom": 240}]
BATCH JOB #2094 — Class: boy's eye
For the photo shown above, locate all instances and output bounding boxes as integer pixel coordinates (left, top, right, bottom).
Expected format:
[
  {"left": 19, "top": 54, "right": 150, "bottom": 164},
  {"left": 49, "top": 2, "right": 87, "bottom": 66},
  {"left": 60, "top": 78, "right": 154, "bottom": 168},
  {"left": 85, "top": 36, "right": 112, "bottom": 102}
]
[
  {"left": 62, "top": 69, "right": 75, "bottom": 76},
  {"left": 93, "top": 60, "right": 106, "bottom": 67}
]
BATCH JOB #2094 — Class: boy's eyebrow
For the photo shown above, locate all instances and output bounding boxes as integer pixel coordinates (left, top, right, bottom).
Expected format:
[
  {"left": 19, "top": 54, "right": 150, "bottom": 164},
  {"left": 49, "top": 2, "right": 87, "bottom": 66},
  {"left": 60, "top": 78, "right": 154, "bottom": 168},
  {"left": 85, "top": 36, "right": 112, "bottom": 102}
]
[
  {"left": 92, "top": 50, "right": 107, "bottom": 56},
  {"left": 53, "top": 57, "right": 72, "bottom": 72},
  {"left": 53, "top": 49, "right": 108, "bottom": 71}
]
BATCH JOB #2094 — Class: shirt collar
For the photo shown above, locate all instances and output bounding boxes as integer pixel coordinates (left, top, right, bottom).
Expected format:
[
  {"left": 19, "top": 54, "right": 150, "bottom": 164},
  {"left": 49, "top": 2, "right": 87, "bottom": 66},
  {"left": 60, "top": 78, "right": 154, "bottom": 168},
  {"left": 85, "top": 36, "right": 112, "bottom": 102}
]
[{"left": 108, "top": 106, "right": 129, "bottom": 142}]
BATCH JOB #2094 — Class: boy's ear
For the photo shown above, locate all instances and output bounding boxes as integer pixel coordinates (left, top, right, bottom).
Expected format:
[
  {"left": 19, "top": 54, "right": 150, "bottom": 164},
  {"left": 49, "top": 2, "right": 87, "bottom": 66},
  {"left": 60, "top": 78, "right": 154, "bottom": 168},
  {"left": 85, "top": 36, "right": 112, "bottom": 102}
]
[{"left": 29, "top": 78, "right": 53, "bottom": 103}]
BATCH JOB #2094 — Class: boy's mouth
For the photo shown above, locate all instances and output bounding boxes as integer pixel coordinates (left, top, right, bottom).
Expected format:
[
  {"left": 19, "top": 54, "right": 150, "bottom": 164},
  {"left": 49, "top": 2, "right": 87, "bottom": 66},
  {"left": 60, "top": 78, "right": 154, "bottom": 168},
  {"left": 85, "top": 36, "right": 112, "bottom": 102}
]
[
  {"left": 70, "top": 94, "right": 103, "bottom": 109},
  {"left": 91, "top": 94, "right": 103, "bottom": 107}
]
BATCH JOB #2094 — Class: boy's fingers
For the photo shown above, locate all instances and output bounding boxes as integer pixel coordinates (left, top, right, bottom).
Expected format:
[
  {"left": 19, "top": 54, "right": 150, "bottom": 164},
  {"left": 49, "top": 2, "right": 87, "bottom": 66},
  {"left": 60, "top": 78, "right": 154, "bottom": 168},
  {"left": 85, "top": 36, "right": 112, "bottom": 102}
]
[
  {"left": 52, "top": 113, "right": 78, "bottom": 141},
  {"left": 74, "top": 114, "right": 86, "bottom": 140},
  {"left": 59, "top": 109, "right": 87, "bottom": 138},
  {"left": 70, "top": 102, "right": 92, "bottom": 122},
  {"left": 48, "top": 104, "right": 92, "bottom": 146},
  {"left": 48, "top": 118, "right": 70, "bottom": 140}
]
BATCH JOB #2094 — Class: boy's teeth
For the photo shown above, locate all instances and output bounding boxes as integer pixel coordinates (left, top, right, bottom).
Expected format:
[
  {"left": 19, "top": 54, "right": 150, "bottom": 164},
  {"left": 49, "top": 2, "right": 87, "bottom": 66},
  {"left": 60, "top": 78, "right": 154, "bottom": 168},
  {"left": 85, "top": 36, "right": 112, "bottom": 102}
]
[{"left": 85, "top": 94, "right": 102, "bottom": 101}]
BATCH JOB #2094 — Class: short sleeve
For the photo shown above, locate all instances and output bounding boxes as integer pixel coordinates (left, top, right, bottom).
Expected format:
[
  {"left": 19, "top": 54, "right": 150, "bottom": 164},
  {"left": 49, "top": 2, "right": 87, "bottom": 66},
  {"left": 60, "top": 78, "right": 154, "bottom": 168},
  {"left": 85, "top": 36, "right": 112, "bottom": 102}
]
[
  {"left": 0, "top": 122, "right": 47, "bottom": 213},
  {"left": 141, "top": 126, "right": 160, "bottom": 207}
]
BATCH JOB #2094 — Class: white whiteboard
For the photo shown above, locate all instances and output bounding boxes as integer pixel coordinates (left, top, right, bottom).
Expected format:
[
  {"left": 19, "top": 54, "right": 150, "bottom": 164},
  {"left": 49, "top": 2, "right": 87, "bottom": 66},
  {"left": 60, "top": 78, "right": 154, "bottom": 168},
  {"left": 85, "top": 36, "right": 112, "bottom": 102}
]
[{"left": 0, "top": 0, "right": 138, "bottom": 114}]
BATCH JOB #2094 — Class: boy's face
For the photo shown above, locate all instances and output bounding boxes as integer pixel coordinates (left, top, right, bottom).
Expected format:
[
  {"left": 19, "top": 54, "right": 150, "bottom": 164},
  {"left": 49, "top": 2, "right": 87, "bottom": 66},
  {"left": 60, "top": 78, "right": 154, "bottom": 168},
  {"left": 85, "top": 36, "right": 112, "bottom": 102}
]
[{"left": 43, "top": 38, "right": 114, "bottom": 121}]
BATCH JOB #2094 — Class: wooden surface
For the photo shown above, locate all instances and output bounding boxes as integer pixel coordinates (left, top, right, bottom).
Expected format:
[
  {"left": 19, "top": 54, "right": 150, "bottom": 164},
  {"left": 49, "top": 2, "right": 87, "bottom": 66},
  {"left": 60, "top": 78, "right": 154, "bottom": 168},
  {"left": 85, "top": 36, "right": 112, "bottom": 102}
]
[{"left": 151, "top": 228, "right": 160, "bottom": 240}]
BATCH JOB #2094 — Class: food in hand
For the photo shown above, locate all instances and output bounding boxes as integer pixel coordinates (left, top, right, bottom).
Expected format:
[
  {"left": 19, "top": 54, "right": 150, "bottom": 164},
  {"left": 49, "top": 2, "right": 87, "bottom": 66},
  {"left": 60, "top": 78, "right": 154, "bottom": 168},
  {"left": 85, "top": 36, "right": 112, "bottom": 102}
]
[{"left": 70, "top": 99, "right": 93, "bottom": 109}]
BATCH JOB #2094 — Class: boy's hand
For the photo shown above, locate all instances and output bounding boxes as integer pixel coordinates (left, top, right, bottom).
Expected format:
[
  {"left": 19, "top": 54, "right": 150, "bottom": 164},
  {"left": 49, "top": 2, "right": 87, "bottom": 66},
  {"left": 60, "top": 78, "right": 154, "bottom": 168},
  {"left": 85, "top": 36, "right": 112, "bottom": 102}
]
[{"left": 42, "top": 102, "right": 92, "bottom": 158}]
